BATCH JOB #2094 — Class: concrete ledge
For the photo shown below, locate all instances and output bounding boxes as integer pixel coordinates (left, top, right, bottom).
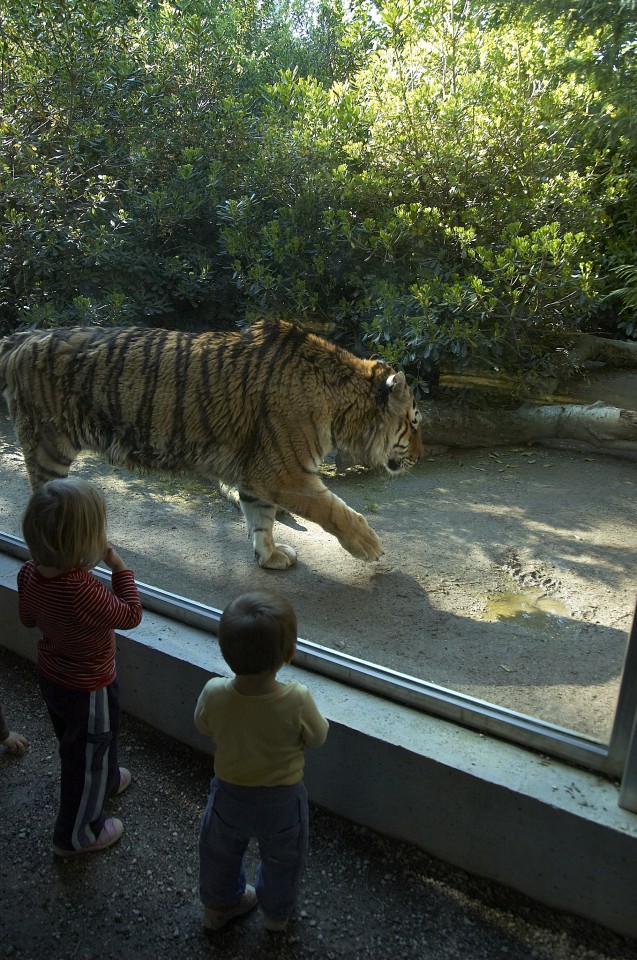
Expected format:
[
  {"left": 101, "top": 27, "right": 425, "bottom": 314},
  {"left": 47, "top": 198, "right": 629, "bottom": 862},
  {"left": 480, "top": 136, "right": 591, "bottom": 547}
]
[{"left": 1, "top": 552, "right": 636, "bottom": 939}]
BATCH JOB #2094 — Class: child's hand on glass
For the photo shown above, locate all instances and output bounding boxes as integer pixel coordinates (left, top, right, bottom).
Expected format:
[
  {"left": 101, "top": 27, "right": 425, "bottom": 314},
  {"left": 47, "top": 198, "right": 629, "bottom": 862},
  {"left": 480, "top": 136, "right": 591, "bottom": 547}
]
[{"left": 103, "top": 545, "right": 128, "bottom": 573}]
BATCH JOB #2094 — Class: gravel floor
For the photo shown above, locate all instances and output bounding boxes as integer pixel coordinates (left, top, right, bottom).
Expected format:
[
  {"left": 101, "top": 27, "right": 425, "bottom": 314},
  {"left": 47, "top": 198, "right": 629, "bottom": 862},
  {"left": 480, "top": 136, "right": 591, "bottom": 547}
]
[{"left": 2, "top": 645, "right": 636, "bottom": 960}]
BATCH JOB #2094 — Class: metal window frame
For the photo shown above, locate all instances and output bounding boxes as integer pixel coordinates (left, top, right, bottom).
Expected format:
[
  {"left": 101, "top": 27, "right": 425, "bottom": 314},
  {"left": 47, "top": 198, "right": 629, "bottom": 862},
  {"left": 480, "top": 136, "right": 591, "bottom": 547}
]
[{"left": 2, "top": 531, "right": 635, "bottom": 802}]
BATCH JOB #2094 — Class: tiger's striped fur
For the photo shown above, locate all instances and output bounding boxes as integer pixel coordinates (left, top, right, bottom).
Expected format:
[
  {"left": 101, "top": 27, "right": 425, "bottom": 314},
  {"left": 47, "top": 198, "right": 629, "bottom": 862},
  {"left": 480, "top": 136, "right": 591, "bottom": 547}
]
[{"left": 0, "top": 320, "right": 423, "bottom": 569}]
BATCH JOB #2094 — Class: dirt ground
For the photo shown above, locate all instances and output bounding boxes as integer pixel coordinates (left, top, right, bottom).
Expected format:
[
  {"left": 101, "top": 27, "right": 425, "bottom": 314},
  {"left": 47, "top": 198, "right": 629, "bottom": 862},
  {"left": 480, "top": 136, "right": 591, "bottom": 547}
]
[{"left": 0, "top": 371, "right": 636, "bottom": 743}]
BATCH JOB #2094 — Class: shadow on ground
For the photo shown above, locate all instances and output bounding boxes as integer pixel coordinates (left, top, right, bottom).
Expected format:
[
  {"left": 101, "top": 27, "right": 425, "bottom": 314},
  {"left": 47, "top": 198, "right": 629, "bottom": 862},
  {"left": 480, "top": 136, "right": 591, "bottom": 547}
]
[{"left": 1, "top": 647, "right": 636, "bottom": 960}]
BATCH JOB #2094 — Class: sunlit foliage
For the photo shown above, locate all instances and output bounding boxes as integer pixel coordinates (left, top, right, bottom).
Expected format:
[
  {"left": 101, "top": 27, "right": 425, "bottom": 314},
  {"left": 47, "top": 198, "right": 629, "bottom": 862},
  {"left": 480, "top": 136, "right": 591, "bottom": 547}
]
[{"left": 0, "top": 0, "right": 634, "bottom": 393}]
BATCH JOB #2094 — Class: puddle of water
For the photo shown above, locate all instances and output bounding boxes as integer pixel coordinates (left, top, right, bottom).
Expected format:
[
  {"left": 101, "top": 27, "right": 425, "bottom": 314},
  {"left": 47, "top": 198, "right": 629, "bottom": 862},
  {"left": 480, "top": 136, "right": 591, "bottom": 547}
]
[{"left": 481, "top": 589, "right": 571, "bottom": 640}]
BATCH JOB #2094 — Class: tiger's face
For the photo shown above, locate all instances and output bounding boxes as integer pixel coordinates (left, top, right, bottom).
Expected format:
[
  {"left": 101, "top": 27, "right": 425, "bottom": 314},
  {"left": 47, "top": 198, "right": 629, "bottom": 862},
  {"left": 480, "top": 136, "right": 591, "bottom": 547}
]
[
  {"left": 386, "top": 396, "right": 424, "bottom": 474},
  {"left": 344, "top": 370, "right": 424, "bottom": 475}
]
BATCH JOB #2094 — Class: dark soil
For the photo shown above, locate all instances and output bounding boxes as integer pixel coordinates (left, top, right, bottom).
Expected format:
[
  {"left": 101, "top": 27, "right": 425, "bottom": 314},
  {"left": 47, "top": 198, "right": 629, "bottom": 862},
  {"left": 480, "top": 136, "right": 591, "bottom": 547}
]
[{"left": 2, "top": 646, "right": 637, "bottom": 960}]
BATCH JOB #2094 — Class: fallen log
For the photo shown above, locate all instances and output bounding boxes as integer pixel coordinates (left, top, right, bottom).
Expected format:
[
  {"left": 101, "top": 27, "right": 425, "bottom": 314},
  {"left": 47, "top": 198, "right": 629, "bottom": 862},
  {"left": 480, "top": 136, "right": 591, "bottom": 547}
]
[{"left": 420, "top": 401, "right": 637, "bottom": 456}]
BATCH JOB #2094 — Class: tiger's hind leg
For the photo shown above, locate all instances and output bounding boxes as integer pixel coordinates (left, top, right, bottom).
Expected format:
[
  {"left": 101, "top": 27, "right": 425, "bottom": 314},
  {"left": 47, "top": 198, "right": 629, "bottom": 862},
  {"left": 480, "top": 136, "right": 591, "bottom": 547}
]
[
  {"left": 238, "top": 492, "right": 297, "bottom": 570},
  {"left": 15, "top": 421, "right": 78, "bottom": 490}
]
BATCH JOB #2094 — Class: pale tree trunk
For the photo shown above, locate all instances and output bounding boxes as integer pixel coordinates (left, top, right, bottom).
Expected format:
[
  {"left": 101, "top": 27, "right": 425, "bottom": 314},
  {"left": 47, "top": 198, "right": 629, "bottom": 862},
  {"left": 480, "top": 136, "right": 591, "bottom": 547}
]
[
  {"left": 418, "top": 334, "right": 637, "bottom": 458},
  {"left": 568, "top": 334, "right": 637, "bottom": 368},
  {"left": 421, "top": 402, "right": 637, "bottom": 456}
]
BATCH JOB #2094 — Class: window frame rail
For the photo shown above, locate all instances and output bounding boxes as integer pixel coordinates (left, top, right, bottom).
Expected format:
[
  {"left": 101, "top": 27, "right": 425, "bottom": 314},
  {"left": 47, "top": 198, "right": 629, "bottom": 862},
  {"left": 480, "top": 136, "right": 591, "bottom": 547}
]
[{"left": 2, "top": 531, "right": 635, "bottom": 803}]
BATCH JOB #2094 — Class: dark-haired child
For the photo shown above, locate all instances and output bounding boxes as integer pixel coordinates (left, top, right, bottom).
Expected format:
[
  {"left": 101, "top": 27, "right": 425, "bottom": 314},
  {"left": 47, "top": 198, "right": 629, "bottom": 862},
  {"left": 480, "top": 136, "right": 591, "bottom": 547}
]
[{"left": 195, "top": 590, "right": 329, "bottom": 932}]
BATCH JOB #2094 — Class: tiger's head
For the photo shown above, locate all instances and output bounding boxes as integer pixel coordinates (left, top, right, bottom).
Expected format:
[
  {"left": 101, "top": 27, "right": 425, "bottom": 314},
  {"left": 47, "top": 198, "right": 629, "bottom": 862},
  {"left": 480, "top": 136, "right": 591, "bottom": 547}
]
[
  {"left": 379, "top": 371, "right": 424, "bottom": 474},
  {"left": 335, "top": 368, "right": 424, "bottom": 475}
]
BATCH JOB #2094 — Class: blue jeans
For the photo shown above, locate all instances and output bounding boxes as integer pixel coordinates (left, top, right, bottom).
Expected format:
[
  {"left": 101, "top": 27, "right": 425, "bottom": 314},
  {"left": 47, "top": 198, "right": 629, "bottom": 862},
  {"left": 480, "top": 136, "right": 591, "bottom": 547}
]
[{"left": 198, "top": 776, "right": 309, "bottom": 920}]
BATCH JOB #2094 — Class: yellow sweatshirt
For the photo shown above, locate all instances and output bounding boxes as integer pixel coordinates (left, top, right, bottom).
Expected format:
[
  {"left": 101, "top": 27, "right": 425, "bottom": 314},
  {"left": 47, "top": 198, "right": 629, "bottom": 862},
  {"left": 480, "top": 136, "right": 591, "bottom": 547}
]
[{"left": 194, "top": 677, "right": 329, "bottom": 786}]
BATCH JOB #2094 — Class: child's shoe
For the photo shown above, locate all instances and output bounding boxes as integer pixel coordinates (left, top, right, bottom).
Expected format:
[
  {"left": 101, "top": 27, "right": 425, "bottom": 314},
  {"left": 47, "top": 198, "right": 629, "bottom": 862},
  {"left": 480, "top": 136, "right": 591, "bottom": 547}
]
[
  {"left": 202, "top": 885, "right": 257, "bottom": 931},
  {"left": 116, "top": 767, "right": 132, "bottom": 794},
  {"left": 53, "top": 817, "right": 123, "bottom": 857},
  {"left": 264, "top": 915, "right": 290, "bottom": 932}
]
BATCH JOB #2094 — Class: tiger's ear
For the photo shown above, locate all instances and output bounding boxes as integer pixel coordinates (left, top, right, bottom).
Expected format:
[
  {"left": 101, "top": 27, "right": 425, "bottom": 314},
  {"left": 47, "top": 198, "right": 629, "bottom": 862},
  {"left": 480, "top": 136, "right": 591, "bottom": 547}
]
[
  {"left": 386, "top": 371, "right": 406, "bottom": 390},
  {"left": 384, "top": 370, "right": 410, "bottom": 410}
]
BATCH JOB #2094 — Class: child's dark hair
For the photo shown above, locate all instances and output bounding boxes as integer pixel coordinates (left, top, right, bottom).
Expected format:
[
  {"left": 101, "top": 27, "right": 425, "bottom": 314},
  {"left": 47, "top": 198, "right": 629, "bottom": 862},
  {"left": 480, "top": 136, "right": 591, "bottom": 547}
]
[
  {"left": 218, "top": 591, "right": 297, "bottom": 675},
  {"left": 22, "top": 478, "right": 108, "bottom": 572}
]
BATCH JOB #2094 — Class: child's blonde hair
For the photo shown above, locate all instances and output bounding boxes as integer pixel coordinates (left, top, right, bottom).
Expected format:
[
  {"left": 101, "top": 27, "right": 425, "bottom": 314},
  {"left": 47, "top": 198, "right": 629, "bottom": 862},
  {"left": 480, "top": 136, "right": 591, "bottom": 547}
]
[
  {"left": 22, "top": 478, "right": 108, "bottom": 572},
  {"left": 219, "top": 591, "right": 297, "bottom": 675}
]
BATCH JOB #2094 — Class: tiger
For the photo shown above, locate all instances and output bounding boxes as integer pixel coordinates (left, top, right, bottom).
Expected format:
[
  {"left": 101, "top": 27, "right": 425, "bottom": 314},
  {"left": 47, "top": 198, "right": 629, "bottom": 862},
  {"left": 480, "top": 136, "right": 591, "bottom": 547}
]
[{"left": 0, "top": 319, "right": 423, "bottom": 569}]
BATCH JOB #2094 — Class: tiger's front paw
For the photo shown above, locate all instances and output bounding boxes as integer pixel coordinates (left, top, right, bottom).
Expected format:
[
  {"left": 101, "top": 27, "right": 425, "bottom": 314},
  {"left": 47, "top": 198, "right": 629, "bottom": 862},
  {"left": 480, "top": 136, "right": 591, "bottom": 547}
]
[
  {"left": 257, "top": 543, "right": 298, "bottom": 570},
  {"left": 339, "top": 515, "right": 384, "bottom": 562}
]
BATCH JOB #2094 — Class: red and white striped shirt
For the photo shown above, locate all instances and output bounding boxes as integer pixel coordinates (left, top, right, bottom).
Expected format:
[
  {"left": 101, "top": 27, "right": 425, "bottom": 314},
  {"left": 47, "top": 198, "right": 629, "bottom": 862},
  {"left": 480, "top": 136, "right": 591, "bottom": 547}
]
[{"left": 17, "top": 560, "right": 143, "bottom": 691}]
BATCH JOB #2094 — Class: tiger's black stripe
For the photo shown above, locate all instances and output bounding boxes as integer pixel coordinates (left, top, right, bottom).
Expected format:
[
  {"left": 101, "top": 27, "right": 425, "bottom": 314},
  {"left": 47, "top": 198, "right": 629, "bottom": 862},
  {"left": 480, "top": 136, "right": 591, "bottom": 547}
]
[
  {"left": 137, "top": 330, "right": 165, "bottom": 447},
  {"left": 105, "top": 328, "right": 140, "bottom": 429}
]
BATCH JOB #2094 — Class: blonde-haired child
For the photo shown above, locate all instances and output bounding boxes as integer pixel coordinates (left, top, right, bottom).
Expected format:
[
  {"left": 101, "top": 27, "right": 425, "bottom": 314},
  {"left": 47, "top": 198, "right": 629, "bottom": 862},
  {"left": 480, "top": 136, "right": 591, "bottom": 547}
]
[{"left": 18, "top": 478, "right": 142, "bottom": 856}]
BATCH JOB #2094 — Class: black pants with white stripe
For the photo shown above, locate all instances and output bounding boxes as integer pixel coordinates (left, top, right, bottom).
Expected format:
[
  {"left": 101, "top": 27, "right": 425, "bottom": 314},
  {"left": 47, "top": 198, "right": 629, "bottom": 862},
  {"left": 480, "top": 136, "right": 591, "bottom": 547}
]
[{"left": 37, "top": 671, "right": 121, "bottom": 851}]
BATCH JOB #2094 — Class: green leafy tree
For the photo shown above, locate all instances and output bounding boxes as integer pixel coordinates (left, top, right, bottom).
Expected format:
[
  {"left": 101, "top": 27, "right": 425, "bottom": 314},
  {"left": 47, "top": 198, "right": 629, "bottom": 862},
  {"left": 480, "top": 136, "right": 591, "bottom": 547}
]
[{"left": 0, "top": 0, "right": 634, "bottom": 396}]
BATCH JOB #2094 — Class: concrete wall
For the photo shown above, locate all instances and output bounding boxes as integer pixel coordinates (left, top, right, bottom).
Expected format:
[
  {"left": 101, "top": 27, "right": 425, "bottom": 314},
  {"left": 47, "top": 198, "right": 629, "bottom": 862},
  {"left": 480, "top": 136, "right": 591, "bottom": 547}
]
[{"left": 2, "top": 552, "right": 636, "bottom": 940}]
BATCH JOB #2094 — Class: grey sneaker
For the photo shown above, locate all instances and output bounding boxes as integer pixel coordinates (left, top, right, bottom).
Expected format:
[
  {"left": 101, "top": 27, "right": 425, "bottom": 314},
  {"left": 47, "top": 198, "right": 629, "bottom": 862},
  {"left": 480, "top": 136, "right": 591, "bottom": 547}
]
[
  {"left": 53, "top": 817, "right": 123, "bottom": 857},
  {"left": 202, "top": 885, "right": 258, "bottom": 931},
  {"left": 116, "top": 767, "right": 132, "bottom": 795}
]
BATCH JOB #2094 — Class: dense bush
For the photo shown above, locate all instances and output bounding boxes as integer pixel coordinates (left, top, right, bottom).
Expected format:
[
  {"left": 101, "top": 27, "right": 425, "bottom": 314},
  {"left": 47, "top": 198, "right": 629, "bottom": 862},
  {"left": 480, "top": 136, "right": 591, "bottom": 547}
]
[{"left": 0, "top": 0, "right": 634, "bottom": 392}]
